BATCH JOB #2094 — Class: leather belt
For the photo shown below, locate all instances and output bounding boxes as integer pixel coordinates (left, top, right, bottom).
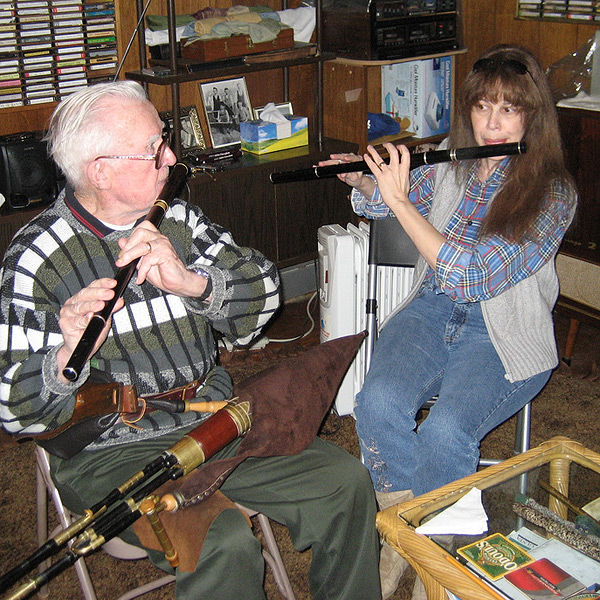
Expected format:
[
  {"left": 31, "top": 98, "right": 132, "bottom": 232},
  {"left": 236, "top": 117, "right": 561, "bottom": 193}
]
[{"left": 142, "top": 378, "right": 206, "bottom": 403}]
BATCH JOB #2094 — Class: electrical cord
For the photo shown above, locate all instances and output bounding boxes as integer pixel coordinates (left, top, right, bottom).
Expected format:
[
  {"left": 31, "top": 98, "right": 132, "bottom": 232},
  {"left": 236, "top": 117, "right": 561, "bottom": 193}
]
[{"left": 267, "top": 290, "right": 318, "bottom": 343}]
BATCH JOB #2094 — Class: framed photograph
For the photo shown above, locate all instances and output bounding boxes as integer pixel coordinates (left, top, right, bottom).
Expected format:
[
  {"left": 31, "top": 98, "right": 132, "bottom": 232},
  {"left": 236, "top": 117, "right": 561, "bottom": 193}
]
[
  {"left": 252, "top": 102, "right": 293, "bottom": 120},
  {"left": 199, "top": 77, "right": 252, "bottom": 148},
  {"left": 160, "top": 106, "right": 206, "bottom": 151}
]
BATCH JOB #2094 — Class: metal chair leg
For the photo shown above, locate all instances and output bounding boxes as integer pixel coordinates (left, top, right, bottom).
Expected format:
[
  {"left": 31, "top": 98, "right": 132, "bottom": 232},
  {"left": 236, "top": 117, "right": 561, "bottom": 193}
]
[
  {"left": 36, "top": 446, "right": 175, "bottom": 600},
  {"left": 237, "top": 505, "right": 296, "bottom": 600},
  {"left": 36, "top": 448, "right": 97, "bottom": 600}
]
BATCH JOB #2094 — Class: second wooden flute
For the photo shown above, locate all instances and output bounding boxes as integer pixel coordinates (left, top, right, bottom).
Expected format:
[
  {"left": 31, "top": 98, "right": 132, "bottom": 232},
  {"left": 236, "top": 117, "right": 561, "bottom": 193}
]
[
  {"left": 269, "top": 142, "right": 527, "bottom": 184},
  {"left": 62, "top": 162, "right": 190, "bottom": 382}
]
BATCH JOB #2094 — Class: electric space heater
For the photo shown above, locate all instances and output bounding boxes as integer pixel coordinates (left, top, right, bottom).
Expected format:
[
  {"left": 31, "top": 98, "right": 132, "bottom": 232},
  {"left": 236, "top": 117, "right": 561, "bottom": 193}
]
[{"left": 317, "top": 222, "right": 414, "bottom": 416}]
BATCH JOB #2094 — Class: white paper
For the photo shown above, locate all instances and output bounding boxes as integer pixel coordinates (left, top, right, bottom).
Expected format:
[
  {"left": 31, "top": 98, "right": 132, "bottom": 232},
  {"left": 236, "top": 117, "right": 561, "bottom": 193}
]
[
  {"left": 582, "top": 496, "right": 600, "bottom": 519},
  {"left": 415, "top": 487, "right": 488, "bottom": 535}
]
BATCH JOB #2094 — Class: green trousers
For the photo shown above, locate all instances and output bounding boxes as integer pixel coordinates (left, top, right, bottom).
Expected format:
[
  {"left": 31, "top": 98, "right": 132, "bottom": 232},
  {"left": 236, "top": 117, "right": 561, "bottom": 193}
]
[{"left": 51, "top": 430, "right": 381, "bottom": 600}]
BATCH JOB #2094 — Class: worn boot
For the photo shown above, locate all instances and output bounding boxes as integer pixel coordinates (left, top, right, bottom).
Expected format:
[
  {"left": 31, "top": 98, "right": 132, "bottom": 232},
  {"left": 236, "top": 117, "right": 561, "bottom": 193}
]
[{"left": 376, "top": 490, "right": 414, "bottom": 599}]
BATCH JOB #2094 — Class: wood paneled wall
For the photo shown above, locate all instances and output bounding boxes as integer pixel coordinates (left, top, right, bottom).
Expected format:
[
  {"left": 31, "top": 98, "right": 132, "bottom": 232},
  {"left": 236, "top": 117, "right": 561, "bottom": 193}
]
[
  {"left": 455, "top": 0, "right": 599, "bottom": 91},
  {"left": 1, "top": 0, "right": 599, "bottom": 137}
]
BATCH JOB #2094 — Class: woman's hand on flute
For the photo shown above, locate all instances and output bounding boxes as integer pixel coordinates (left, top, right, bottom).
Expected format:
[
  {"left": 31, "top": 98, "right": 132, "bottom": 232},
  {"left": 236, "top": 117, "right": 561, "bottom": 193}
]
[
  {"left": 318, "top": 153, "right": 377, "bottom": 198},
  {"left": 365, "top": 142, "right": 445, "bottom": 269},
  {"left": 57, "top": 278, "right": 124, "bottom": 382},
  {"left": 116, "top": 222, "right": 210, "bottom": 300},
  {"left": 363, "top": 143, "right": 412, "bottom": 211},
  {"left": 319, "top": 153, "right": 363, "bottom": 185}
]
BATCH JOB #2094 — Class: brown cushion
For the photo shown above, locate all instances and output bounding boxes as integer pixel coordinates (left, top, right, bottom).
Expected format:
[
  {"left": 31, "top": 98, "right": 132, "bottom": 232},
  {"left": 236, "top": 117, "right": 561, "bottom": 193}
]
[
  {"left": 132, "top": 332, "right": 365, "bottom": 570},
  {"left": 173, "top": 331, "right": 365, "bottom": 504}
]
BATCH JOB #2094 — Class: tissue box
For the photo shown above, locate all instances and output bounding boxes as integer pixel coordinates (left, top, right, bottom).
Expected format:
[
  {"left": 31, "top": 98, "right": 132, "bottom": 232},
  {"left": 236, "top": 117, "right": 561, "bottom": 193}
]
[
  {"left": 381, "top": 56, "right": 452, "bottom": 138},
  {"left": 240, "top": 116, "right": 308, "bottom": 154}
]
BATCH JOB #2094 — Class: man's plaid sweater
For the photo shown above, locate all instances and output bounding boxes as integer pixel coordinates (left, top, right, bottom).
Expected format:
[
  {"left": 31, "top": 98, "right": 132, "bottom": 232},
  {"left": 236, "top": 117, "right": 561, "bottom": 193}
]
[{"left": 0, "top": 189, "right": 280, "bottom": 448}]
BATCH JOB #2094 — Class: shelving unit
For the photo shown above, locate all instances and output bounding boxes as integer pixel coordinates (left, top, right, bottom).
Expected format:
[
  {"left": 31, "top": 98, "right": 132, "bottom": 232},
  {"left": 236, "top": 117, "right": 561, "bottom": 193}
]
[
  {"left": 125, "top": 0, "right": 332, "bottom": 155},
  {"left": 122, "top": 0, "right": 358, "bottom": 268}
]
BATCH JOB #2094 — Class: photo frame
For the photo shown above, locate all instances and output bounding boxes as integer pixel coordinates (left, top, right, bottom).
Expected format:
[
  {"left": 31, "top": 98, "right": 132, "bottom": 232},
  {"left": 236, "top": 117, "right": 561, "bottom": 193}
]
[
  {"left": 252, "top": 102, "right": 293, "bottom": 120},
  {"left": 160, "top": 106, "right": 206, "bottom": 151},
  {"left": 199, "top": 77, "right": 252, "bottom": 148}
]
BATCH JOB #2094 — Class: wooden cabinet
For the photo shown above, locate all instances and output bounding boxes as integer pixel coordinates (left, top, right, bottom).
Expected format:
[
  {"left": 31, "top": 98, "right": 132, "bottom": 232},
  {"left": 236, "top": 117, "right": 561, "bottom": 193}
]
[
  {"left": 0, "top": 139, "right": 358, "bottom": 266},
  {"left": 323, "top": 50, "right": 464, "bottom": 152},
  {"left": 557, "top": 107, "right": 600, "bottom": 263},
  {"left": 323, "top": 53, "right": 465, "bottom": 153},
  {"left": 187, "top": 138, "right": 358, "bottom": 266},
  {"left": 554, "top": 107, "right": 600, "bottom": 357},
  {"left": 324, "top": 59, "right": 384, "bottom": 152}
]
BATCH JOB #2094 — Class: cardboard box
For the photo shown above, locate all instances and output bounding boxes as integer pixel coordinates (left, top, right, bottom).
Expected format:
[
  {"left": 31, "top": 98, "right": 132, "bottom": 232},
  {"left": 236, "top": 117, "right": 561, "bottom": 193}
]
[
  {"left": 381, "top": 56, "right": 452, "bottom": 139},
  {"left": 240, "top": 115, "right": 308, "bottom": 154}
]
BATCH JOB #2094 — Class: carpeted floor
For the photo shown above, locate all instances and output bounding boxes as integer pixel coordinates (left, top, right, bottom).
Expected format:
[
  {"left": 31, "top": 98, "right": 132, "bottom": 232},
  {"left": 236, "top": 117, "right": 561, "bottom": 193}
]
[{"left": 0, "top": 295, "right": 598, "bottom": 600}]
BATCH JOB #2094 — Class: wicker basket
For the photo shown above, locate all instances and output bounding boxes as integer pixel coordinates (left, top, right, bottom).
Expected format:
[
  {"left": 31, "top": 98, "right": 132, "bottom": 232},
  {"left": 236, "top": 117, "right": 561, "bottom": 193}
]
[{"left": 376, "top": 437, "right": 600, "bottom": 600}]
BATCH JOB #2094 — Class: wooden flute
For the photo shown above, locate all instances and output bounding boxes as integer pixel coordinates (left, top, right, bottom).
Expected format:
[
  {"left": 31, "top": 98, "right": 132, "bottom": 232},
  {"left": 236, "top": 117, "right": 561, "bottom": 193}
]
[
  {"left": 62, "top": 162, "right": 191, "bottom": 382},
  {"left": 269, "top": 141, "right": 527, "bottom": 184}
]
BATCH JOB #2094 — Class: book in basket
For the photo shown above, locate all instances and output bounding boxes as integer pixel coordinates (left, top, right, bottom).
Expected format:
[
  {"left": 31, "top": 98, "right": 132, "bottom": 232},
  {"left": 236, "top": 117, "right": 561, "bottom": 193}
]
[
  {"left": 457, "top": 533, "right": 535, "bottom": 580},
  {"left": 505, "top": 558, "right": 587, "bottom": 600}
]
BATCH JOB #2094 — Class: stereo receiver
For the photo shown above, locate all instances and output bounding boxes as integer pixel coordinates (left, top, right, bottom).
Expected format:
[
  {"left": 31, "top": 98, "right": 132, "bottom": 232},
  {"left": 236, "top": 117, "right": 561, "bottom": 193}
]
[{"left": 322, "top": 0, "right": 460, "bottom": 61}]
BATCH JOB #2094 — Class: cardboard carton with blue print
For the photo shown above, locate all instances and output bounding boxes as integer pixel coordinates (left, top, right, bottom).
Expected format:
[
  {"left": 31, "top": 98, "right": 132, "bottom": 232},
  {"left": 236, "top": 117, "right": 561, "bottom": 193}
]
[{"left": 381, "top": 56, "right": 452, "bottom": 138}]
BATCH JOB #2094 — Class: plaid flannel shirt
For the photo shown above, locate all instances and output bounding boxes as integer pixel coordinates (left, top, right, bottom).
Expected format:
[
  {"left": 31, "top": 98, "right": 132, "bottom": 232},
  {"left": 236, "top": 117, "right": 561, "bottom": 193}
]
[{"left": 351, "top": 160, "right": 575, "bottom": 303}]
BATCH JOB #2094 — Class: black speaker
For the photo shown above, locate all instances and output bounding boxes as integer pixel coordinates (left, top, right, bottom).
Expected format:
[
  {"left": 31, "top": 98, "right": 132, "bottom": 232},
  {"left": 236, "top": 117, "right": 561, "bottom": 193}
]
[{"left": 0, "top": 131, "right": 61, "bottom": 210}]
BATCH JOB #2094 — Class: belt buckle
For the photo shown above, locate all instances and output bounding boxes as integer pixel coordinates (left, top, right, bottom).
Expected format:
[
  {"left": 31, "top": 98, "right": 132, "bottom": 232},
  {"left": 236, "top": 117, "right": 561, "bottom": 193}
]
[{"left": 181, "top": 380, "right": 199, "bottom": 401}]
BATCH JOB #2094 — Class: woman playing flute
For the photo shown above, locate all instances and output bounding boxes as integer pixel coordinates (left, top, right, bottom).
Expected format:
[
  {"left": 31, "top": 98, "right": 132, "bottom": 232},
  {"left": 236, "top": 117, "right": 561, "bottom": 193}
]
[{"left": 322, "top": 44, "right": 577, "bottom": 599}]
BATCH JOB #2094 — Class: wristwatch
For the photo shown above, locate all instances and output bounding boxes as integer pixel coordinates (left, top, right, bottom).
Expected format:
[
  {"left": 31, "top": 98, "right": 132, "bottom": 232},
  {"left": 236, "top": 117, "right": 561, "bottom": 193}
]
[{"left": 195, "top": 267, "right": 212, "bottom": 302}]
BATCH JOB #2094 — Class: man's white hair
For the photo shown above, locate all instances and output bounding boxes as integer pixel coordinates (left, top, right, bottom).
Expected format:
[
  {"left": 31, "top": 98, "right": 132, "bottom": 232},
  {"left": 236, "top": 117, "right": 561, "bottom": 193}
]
[{"left": 45, "top": 81, "right": 151, "bottom": 191}]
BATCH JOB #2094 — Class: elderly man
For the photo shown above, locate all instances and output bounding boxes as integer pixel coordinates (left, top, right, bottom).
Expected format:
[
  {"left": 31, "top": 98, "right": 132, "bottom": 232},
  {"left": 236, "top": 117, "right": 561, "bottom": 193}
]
[{"left": 0, "top": 81, "right": 381, "bottom": 600}]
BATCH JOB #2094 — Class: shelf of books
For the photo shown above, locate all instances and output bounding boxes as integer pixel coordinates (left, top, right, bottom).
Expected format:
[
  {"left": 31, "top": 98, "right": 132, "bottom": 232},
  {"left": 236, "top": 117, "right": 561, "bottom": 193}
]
[
  {"left": 0, "top": 0, "right": 118, "bottom": 110},
  {"left": 516, "top": 0, "right": 600, "bottom": 22}
]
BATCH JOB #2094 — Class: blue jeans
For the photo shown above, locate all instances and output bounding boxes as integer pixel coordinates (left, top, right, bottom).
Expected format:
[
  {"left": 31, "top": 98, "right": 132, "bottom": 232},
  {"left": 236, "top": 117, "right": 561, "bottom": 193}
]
[{"left": 355, "top": 286, "right": 551, "bottom": 496}]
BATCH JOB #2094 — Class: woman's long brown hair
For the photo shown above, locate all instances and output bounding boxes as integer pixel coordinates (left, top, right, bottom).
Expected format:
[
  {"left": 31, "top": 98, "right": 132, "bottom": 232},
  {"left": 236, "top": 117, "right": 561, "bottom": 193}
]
[{"left": 449, "top": 44, "right": 574, "bottom": 242}]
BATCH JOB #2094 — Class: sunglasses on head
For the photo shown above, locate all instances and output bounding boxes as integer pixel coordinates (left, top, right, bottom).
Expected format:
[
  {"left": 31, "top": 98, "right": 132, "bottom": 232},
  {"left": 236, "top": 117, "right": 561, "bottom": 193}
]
[{"left": 472, "top": 57, "right": 530, "bottom": 76}]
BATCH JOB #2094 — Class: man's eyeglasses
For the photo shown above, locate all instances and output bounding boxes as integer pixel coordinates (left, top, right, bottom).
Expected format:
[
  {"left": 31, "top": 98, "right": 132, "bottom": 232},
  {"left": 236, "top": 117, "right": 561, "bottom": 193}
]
[
  {"left": 95, "top": 134, "right": 170, "bottom": 170},
  {"left": 472, "top": 58, "right": 530, "bottom": 77}
]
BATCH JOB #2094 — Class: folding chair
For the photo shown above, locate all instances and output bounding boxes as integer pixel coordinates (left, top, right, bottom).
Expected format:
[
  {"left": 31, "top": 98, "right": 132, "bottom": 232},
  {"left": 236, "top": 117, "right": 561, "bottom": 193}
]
[
  {"left": 35, "top": 445, "right": 296, "bottom": 600},
  {"left": 364, "top": 217, "right": 532, "bottom": 469}
]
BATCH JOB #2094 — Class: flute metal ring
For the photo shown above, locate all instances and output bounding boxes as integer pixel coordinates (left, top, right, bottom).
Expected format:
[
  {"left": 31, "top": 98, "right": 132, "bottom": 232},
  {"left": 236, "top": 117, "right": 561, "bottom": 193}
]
[{"left": 146, "top": 241, "right": 152, "bottom": 255}]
